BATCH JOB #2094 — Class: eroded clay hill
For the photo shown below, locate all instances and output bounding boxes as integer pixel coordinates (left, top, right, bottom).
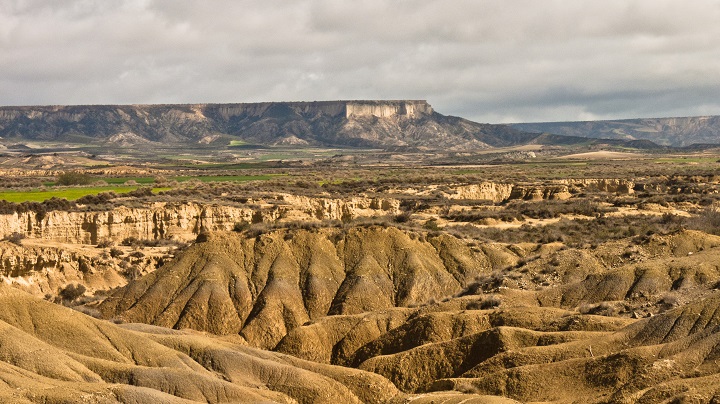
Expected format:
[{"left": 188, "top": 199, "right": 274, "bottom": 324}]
[
  {"left": 99, "top": 227, "right": 518, "bottom": 349},
  {"left": 96, "top": 226, "right": 720, "bottom": 402}
]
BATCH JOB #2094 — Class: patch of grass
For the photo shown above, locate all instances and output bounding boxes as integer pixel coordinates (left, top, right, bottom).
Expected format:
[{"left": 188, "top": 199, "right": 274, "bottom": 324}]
[{"left": 0, "top": 187, "right": 170, "bottom": 203}]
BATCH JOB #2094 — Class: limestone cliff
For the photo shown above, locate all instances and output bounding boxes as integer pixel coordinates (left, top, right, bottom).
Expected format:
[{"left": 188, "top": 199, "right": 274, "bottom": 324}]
[
  {"left": 440, "top": 179, "right": 634, "bottom": 203},
  {"left": 0, "top": 196, "right": 399, "bottom": 244}
]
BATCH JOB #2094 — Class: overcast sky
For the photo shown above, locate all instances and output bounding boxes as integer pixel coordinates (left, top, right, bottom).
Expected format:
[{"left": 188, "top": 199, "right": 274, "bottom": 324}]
[{"left": 1, "top": 0, "right": 720, "bottom": 123}]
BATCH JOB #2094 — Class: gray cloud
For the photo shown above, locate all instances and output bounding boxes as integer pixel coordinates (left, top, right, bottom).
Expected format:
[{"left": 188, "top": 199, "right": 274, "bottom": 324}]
[{"left": 1, "top": 0, "right": 719, "bottom": 122}]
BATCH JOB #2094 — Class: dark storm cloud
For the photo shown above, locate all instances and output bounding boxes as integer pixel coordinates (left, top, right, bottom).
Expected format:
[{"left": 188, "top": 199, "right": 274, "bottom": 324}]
[{"left": 1, "top": 0, "right": 719, "bottom": 122}]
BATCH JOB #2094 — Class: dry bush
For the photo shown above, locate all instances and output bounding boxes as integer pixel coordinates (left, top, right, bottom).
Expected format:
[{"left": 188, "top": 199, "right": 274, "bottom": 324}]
[
  {"left": 686, "top": 206, "right": 720, "bottom": 235},
  {"left": 59, "top": 283, "right": 86, "bottom": 303},
  {"left": 479, "top": 295, "right": 502, "bottom": 309},
  {"left": 2, "top": 232, "right": 25, "bottom": 245},
  {"left": 659, "top": 293, "right": 680, "bottom": 308},
  {"left": 96, "top": 239, "right": 113, "bottom": 248},
  {"left": 72, "top": 306, "right": 102, "bottom": 318}
]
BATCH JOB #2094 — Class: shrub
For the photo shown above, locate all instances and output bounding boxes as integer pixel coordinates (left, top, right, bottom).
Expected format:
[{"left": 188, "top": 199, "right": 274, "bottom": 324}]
[
  {"left": 233, "top": 222, "right": 250, "bottom": 232},
  {"left": 659, "top": 293, "right": 680, "bottom": 307},
  {"left": 76, "top": 192, "right": 117, "bottom": 205},
  {"left": 479, "top": 295, "right": 502, "bottom": 309},
  {"left": 56, "top": 171, "right": 93, "bottom": 186},
  {"left": 127, "top": 187, "right": 154, "bottom": 198},
  {"left": 578, "top": 301, "right": 619, "bottom": 316},
  {"left": 686, "top": 206, "right": 720, "bottom": 235},
  {"left": 72, "top": 306, "right": 102, "bottom": 318},
  {"left": 393, "top": 211, "right": 412, "bottom": 223},
  {"left": 423, "top": 219, "right": 440, "bottom": 231},
  {"left": 121, "top": 237, "right": 138, "bottom": 246},
  {"left": 96, "top": 239, "right": 113, "bottom": 248},
  {"left": 59, "top": 283, "right": 86, "bottom": 302}
]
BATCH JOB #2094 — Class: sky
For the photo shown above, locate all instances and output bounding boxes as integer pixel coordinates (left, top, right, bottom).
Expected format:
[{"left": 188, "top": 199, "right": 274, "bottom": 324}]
[{"left": 1, "top": 0, "right": 720, "bottom": 123}]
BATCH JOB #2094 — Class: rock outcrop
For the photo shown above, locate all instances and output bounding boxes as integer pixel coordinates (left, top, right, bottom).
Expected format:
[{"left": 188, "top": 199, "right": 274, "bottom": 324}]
[{"left": 442, "top": 178, "right": 634, "bottom": 203}]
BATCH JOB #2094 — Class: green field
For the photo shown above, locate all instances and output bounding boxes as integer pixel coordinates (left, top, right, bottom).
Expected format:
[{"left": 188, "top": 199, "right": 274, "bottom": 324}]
[
  {"left": 43, "top": 174, "right": 282, "bottom": 187},
  {"left": 0, "top": 187, "right": 170, "bottom": 203}
]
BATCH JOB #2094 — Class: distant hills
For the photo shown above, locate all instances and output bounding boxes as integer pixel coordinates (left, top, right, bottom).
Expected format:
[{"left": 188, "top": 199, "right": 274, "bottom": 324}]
[
  {"left": 512, "top": 116, "right": 720, "bottom": 147},
  {"left": 0, "top": 101, "right": 540, "bottom": 151}
]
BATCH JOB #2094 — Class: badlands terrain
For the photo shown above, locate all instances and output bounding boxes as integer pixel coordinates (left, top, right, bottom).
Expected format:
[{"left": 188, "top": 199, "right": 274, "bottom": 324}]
[{"left": 1, "top": 101, "right": 720, "bottom": 403}]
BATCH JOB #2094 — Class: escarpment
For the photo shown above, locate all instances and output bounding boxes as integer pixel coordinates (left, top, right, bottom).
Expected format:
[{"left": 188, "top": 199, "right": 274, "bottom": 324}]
[
  {"left": 418, "top": 178, "right": 636, "bottom": 203},
  {"left": 0, "top": 195, "right": 400, "bottom": 244}
]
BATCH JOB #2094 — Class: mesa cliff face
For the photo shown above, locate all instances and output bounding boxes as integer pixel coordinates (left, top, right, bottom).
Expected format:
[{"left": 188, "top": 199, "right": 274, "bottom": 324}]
[{"left": 0, "top": 100, "right": 537, "bottom": 150}]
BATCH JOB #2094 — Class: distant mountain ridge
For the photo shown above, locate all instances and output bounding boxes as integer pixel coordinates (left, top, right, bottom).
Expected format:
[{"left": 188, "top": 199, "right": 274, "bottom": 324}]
[
  {"left": 511, "top": 115, "right": 720, "bottom": 147},
  {"left": 0, "top": 100, "right": 541, "bottom": 151}
]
